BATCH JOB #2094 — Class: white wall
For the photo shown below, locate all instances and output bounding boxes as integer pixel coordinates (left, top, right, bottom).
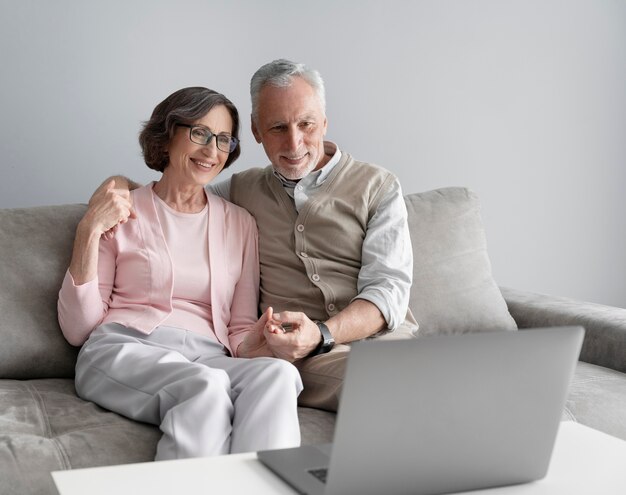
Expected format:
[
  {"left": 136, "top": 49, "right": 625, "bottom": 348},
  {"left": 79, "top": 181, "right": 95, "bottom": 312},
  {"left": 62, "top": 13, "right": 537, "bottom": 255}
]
[{"left": 1, "top": 0, "right": 624, "bottom": 308}]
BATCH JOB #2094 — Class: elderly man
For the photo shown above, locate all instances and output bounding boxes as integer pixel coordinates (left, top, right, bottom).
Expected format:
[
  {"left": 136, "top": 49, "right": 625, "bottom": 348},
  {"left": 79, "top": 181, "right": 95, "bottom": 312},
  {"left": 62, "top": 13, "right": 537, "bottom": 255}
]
[{"left": 97, "top": 59, "right": 417, "bottom": 411}]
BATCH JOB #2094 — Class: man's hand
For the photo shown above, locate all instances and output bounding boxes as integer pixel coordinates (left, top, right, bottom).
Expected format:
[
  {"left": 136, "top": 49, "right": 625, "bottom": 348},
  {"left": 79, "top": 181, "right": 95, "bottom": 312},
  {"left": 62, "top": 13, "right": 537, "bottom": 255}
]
[
  {"left": 264, "top": 311, "right": 322, "bottom": 362},
  {"left": 237, "top": 307, "right": 275, "bottom": 358}
]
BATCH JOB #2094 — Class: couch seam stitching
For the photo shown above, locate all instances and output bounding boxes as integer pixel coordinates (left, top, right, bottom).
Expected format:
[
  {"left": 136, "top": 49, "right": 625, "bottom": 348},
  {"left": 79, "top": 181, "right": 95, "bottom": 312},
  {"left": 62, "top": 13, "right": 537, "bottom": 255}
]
[
  {"left": 24, "top": 382, "right": 53, "bottom": 438},
  {"left": 54, "top": 421, "right": 153, "bottom": 437},
  {"left": 26, "top": 383, "right": 72, "bottom": 469}
]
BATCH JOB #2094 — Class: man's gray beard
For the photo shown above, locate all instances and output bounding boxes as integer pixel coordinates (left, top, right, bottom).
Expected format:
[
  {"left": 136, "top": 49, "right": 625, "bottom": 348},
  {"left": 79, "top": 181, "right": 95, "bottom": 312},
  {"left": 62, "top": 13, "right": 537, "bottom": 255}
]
[{"left": 273, "top": 159, "right": 317, "bottom": 180}]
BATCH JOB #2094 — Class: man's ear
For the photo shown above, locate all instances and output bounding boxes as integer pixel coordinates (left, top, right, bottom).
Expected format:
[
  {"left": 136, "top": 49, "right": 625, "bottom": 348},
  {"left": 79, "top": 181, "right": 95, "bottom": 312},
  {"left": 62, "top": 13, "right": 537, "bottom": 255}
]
[{"left": 251, "top": 115, "right": 262, "bottom": 144}]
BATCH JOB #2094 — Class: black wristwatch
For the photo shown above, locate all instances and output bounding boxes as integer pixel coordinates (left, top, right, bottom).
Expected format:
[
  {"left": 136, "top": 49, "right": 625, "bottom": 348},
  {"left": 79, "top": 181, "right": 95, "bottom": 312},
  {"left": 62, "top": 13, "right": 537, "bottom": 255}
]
[{"left": 309, "top": 321, "right": 335, "bottom": 356}]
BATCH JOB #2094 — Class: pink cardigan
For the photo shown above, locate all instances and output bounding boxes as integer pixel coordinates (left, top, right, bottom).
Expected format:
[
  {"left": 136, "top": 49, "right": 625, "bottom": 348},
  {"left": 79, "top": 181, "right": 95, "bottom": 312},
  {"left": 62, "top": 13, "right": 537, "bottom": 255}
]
[{"left": 58, "top": 184, "right": 259, "bottom": 355}]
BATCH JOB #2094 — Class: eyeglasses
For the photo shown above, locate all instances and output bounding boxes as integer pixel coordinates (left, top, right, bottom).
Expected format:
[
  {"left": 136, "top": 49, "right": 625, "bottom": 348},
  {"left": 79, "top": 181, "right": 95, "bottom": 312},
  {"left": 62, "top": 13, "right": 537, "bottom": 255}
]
[{"left": 177, "top": 124, "right": 239, "bottom": 153}]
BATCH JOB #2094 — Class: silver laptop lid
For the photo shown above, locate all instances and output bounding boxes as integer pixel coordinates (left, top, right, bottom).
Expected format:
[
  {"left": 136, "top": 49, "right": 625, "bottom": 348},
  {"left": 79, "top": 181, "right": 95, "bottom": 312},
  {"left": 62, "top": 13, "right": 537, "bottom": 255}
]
[{"left": 326, "top": 327, "right": 583, "bottom": 495}]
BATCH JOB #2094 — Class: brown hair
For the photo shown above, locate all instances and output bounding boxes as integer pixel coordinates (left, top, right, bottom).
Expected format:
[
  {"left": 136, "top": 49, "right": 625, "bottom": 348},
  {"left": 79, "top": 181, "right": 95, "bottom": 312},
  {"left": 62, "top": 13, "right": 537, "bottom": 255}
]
[{"left": 139, "top": 87, "right": 241, "bottom": 172}]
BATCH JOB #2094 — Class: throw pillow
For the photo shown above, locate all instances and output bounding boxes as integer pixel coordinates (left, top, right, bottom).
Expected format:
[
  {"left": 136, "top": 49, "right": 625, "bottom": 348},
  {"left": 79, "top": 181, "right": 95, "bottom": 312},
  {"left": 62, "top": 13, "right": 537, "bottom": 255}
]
[{"left": 405, "top": 187, "right": 517, "bottom": 336}]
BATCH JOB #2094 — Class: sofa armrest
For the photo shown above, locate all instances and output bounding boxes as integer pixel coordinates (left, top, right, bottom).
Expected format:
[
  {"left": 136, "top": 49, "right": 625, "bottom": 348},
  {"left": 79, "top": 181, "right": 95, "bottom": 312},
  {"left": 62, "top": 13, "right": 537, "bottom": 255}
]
[{"left": 500, "top": 287, "right": 626, "bottom": 374}]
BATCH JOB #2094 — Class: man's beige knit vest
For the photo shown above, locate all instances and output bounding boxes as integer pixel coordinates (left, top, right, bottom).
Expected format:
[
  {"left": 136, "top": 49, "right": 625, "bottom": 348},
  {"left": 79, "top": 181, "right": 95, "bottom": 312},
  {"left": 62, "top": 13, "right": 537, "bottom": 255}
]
[{"left": 230, "top": 153, "right": 396, "bottom": 321}]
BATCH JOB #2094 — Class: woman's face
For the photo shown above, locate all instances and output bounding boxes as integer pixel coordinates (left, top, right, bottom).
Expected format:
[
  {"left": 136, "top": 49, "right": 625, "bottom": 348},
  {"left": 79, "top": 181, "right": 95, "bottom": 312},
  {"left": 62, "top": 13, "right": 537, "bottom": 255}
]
[{"left": 165, "top": 105, "right": 234, "bottom": 187}]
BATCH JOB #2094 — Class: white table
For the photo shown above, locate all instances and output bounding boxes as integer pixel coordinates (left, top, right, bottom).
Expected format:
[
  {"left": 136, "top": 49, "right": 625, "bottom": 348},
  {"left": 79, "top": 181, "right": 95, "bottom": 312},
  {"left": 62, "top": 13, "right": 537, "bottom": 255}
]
[{"left": 52, "top": 422, "right": 626, "bottom": 495}]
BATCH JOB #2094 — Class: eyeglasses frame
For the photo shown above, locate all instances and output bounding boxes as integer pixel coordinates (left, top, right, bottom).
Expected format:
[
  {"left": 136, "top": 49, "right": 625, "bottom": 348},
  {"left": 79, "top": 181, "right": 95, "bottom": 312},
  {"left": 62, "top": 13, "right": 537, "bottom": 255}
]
[{"left": 177, "top": 124, "right": 238, "bottom": 153}]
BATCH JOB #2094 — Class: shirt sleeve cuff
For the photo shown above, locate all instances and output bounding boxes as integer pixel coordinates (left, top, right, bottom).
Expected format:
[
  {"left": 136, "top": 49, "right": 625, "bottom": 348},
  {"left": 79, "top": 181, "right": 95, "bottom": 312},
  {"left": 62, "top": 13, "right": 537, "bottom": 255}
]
[{"left": 352, "top": 290, "right": 399, "bottom": 331}]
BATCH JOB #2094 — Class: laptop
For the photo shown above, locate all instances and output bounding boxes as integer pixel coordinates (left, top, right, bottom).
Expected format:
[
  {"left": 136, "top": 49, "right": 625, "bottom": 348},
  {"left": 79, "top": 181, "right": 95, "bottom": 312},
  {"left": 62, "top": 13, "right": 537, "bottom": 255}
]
[{"left": 258, "top": 326, "right": 584, "bottom": 495}]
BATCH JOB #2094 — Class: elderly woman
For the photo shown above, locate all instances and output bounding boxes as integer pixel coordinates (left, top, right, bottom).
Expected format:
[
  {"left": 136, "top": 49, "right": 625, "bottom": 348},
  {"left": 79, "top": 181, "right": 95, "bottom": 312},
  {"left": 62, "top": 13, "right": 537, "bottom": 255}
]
[{"left": 58, "top": 87, "right": 302, "bottom": 460}]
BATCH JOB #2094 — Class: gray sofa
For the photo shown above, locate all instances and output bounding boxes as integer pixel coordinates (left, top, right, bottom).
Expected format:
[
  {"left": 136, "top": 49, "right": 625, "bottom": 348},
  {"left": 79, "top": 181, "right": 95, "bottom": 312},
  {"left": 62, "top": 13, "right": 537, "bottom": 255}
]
[{"left": 1, "top": 187, "right": 625, "bottom": 495}]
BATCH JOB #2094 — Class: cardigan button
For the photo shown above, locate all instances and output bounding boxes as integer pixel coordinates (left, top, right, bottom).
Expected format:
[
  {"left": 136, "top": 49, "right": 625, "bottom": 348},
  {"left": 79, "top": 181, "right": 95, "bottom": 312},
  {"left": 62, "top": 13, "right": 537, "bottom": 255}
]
[
  {"left": 311, "top": 274, "right": 320, "bottom": 282},
  {"left": 296, "top": 224, "right": 305, "bottom": 232}
]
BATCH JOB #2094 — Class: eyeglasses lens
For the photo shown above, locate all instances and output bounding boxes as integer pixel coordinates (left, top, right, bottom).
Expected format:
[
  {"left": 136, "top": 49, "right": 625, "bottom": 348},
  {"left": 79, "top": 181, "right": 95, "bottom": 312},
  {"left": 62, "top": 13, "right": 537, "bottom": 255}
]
[
  {"left": 217, "top": 135, "right": 235, "bottom": 152},
  {"left": 188, "top": 126, "right": 235, "bottom": 152},
  {"left": 190, "top": 127, "right": 210, "bottom": 145}
]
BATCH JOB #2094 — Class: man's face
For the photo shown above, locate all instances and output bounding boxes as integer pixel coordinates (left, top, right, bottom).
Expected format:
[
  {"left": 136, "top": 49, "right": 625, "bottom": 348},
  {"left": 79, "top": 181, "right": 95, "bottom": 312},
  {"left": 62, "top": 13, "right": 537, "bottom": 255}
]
[{"left": 252, "top": 76, "right": 328, "bottom": 180}]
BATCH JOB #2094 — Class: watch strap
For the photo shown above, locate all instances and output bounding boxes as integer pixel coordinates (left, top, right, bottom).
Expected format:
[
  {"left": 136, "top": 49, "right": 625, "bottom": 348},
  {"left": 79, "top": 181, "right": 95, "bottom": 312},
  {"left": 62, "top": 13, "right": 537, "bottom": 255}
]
[{"left": 309, "top": 321, "right": 335, "bottom": 356}]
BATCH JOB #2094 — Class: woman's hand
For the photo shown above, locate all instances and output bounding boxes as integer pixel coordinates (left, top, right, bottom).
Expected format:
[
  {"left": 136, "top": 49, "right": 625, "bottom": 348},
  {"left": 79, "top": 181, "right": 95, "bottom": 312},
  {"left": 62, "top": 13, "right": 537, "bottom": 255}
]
[
  {"left": 90, "top": 177, "right": 139, "bottom": 240},
  {"left": 68, "top": 180, "right": 135, "bottom": 285},
  {"left": 237, "top": 307, "right": 275, "bottom": 358},
  {"left": 83, "top": 179, "right": 136, "bottom": 237},
  {"left": 263, "top": 311, "right": 322, "bottom": 362}
]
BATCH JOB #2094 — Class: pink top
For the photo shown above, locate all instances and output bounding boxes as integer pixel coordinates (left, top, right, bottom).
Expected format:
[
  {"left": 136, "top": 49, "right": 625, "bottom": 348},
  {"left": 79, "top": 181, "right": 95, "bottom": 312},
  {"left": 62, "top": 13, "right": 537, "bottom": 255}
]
[
  {"left": 152, "top": 191, "right": 215, "bottom": 337},
  {"left": 57, "top": 183, "right": 259, "bottom": 356}
]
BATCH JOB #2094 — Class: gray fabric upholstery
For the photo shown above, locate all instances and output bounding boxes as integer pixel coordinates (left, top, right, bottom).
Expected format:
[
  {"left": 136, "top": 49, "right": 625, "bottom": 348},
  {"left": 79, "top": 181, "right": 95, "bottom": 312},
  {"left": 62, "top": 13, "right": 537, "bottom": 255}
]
[
  {"left": 405, "top": 188, "right": 517, "bottom": 335},
  {"left": 0, "top": 204, "right": 86, "bottom": 379},
  {"left": 0, "top": 378, "right": 159, "bottom": 495},
  {"left": 1, "top": 193, "right": 625, "bottom": 495},
  {"left": 564, "top": 362, "right": 626, "bottom": 441},
  {"left": 502, "top": 287, "right": 626, "bottom": 373},
  {"left": 0, "top": 377, "right": 332, "bottom": 495}
]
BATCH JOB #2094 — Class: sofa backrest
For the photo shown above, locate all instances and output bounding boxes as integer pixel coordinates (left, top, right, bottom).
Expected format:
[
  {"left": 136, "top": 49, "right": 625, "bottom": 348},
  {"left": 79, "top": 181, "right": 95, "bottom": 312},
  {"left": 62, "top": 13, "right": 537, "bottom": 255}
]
[
  {"left": 405, "top": 187, "right": 516, "bottom": 335},
  {"left": 0, "top": 187, "right": 516, "bottom": 379},
  {"left": 0, "top": 204, "right": 86, "bottom": 379}
]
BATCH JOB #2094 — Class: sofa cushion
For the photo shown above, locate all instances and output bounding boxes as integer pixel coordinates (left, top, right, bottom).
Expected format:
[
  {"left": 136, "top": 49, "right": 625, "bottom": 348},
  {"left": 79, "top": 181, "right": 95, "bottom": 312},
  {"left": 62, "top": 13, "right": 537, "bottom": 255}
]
[
  {"left": 0, "top": 378, "right": 160, "bottom": 495},
  {"left": 405, "top": 188, "right": 516, "bottom": 336},
  {"left": 0, "top": 204, "right": 86, "bottom": 379},
  {"left": 0, "top": 378, "right": 335, "bottom": 495},
  {"left": 563, "top": 361, "right": 626, "bottom": 441}
]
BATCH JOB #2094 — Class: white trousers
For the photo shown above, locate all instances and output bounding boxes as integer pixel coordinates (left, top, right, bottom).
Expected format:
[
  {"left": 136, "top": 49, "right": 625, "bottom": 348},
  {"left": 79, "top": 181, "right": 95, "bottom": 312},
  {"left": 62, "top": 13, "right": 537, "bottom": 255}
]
[{"left": 75, "top": 323, "right": 302, "bottom": 460}]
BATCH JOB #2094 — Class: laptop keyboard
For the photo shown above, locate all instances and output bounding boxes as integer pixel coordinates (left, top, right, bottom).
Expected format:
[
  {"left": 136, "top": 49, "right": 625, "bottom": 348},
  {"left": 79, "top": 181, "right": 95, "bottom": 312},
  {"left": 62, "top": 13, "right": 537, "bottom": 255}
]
[{"left": 308, "top": 468, "right": 329, "bottom": 484}]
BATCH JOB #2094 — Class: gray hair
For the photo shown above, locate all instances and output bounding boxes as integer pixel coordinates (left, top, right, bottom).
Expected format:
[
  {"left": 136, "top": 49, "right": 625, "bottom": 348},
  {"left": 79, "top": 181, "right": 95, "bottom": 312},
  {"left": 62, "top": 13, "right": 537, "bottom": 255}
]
[{"left": 250, "top": 59, "right": 326, "bottom": 122}]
